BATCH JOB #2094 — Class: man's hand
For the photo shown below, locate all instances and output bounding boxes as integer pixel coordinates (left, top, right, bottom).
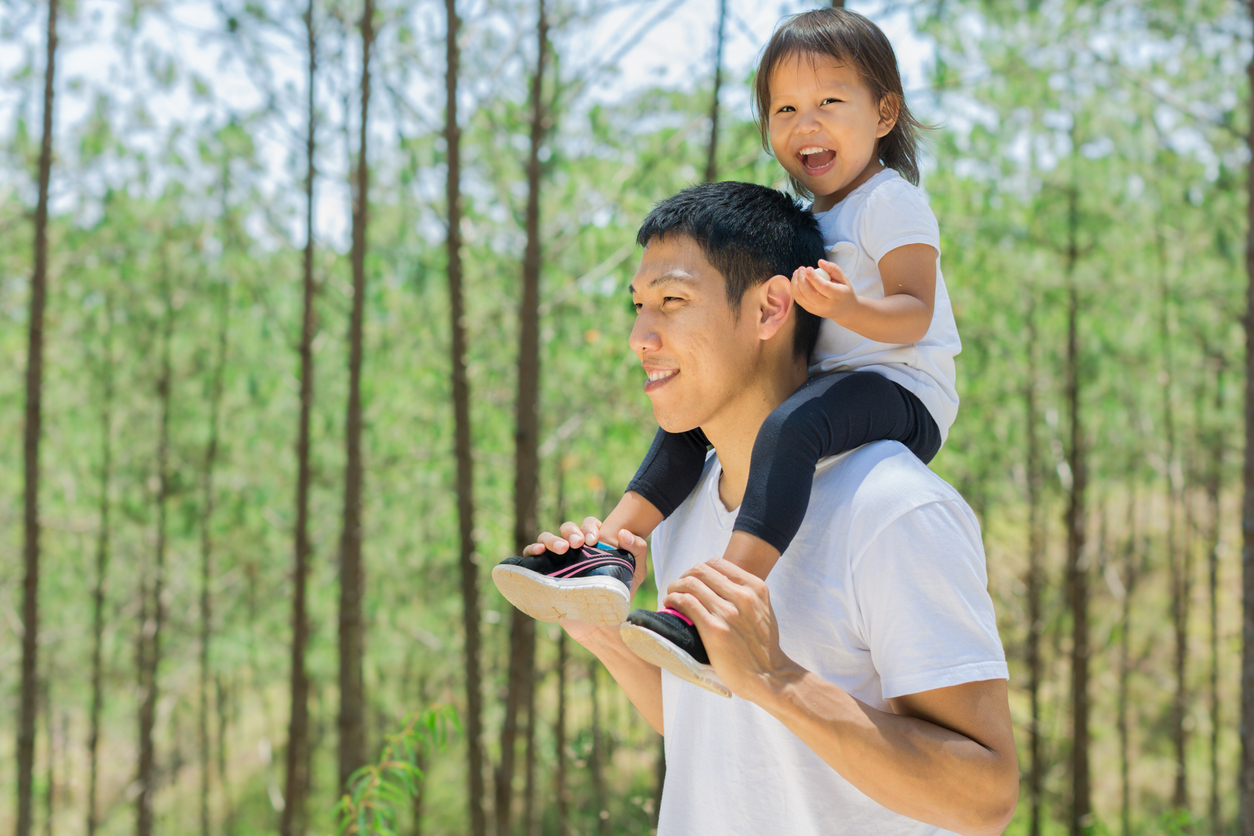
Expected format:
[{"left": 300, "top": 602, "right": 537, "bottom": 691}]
[
  {"left": 527, "top": 517, "right": 650, "bottom": 643},
  {"left": 662, "top": 558, "right": 1017, "bottom": 834},
  {"left": 662, "top": 558, "right": 803, "bottom": 702},
  {"left": 790, "top": 258, "right": 859, "bottom": 324},
  {"left": 527, "top": 517, "right": 648, "bottom": 593},
  {"left": 528, "top": 518, "right": 664, "bottom": 733}
]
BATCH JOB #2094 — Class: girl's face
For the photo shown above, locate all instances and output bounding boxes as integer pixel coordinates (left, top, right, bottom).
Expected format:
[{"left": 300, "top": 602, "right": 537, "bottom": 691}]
[{"left": 766, "top": 53, "right": 896, "bottom": 213}]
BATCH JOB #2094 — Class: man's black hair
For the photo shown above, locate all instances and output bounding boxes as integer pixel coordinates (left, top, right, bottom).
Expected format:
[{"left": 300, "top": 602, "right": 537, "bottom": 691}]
[{"left": 636, "top": 181, "right": 824, "bottom": 359}]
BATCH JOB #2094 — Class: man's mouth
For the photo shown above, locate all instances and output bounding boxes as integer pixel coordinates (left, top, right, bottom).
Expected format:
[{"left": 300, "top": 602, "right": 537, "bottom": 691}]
[
  {"left": 798, "top": 146, "right": 836, "bottom": 173},
  {"left": 644, "top": 367, "right": 678, "bottom": 390}
]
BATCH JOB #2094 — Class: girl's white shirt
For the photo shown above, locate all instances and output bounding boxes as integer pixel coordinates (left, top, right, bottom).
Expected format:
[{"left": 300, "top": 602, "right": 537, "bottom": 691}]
[{"left": 809, "top": 168, "right": 961, "bottom": 443}]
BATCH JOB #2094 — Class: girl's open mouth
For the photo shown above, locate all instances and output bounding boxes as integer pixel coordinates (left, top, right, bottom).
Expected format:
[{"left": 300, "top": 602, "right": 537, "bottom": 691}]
[{"left": 799, "top": 148, "right": 836, "bottom": 172}]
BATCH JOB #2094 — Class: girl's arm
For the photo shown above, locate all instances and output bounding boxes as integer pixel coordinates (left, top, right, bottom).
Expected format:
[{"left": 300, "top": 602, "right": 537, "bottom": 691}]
[
  {"left": 597, "top": 491, "right": 664, "bottom": 549},
  {"left": 792, "top": 243, "right": 936, "bottom": 345}
]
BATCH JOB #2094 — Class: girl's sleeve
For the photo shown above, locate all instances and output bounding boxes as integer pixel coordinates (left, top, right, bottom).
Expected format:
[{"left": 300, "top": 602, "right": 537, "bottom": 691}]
[{"left": 859, "top": 180, "right": 941, "bottom": 264}]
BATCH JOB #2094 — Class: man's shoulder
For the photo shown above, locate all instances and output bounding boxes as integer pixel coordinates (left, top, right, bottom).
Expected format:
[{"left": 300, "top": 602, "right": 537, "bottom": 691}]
[{"left": 812, "top": 441, "right": 968, "bottom": 526}]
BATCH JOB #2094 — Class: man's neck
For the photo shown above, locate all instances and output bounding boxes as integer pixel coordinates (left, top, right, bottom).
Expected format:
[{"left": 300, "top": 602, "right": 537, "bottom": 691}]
[{"left": 703, "top": 357, "right": 810, "bottom": 512}]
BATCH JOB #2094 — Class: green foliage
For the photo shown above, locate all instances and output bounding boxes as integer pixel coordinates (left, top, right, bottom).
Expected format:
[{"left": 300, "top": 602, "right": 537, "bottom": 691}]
[
  {"left": 0, "top": 0, "right": 1247, "bottom": 833},
  {"left": 335, "top": 706, "right": 460, "bottom": 836}
]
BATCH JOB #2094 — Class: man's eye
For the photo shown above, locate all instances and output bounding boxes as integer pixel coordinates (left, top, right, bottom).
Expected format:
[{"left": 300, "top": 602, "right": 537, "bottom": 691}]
[{"left": 633, "top": 302, "right": 643, "bottom": 312}]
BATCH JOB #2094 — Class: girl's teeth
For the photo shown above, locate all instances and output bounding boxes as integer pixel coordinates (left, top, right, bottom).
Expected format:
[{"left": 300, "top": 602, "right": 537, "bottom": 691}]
[{"left": 802, "top": 149, "right": 837, "bottom": 168}]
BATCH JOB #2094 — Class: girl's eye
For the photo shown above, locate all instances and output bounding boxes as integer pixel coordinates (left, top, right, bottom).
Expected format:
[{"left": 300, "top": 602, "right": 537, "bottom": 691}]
[
  {"left": 633, "top": 302, "right": 642, "bottom": 311},
  {"left": 822, "top": 97, "right": 841, "bottom": 105},
  {"left": 776, "top": 105, "right": 795, "bottom": 113}
]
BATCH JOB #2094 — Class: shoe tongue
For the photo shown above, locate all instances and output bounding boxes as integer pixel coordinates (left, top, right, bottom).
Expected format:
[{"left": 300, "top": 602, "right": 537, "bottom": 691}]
[{"left": 804, "top": 149, "right": 836, "bottom": 167}]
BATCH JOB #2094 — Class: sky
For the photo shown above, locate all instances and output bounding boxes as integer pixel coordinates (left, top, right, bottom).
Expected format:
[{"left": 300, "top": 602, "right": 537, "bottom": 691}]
[{"left": 0, "top": 0, "right": 934, "bottom": 250}]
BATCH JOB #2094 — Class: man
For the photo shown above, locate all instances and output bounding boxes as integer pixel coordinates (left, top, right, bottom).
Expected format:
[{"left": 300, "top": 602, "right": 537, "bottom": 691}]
[{"left": 525, "top": 182, "right": 1017, "bottom": 834}]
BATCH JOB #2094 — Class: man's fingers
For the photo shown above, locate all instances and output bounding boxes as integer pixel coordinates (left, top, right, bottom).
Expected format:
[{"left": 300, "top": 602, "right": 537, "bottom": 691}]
[
  {"left": 616, "top": 528, "right": 648, "bottom": 559},
  {"left": 662, "top": 588, "right": 720, "bottom": 630},
  {"left": 665, "top": 572, "right": 740, "bottom": 623},
  {"left": 581, "top": 516, "right": 603, "bottom": 544},
  {"left": 558, "top": 520, "right": 587, "bottom": 548},
  {"left": 534, "top": 530, "right": 570, "bottom": 553},
  {"left": 669, "top": 560, "right": 767, "bottom": 623}
]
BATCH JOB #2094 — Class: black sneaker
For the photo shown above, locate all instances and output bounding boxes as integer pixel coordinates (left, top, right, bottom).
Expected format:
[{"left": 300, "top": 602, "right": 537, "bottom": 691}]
[
  {"left": 619, "top": 608, "right": 730, "bottom": 698},
  {"left": 492, "top": 542, "right": 635, "bottom": 625}
]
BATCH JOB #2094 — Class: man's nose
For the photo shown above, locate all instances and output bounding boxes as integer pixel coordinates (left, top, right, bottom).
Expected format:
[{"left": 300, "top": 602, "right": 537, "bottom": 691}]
[{"left": 629, "top": 312, "right": 661, "bottom": 356}]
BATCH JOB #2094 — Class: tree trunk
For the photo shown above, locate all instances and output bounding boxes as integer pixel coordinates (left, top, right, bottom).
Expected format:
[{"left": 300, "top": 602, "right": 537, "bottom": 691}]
[
  {"left": 1160, "top": 223, "right": 1190, "bottom": 816},
  {"left": 42, "top": 678, "right": 53, "bottom": 836},
  {"left": 1064, "top": 178, "right": 1090, "bottom": 835},
  {"left": 522, "top": 665, "right": 539, "bottom": 836},
  {"left": 1118, "top": 489, "right": 1138, "bottom": 836},
  {"left": 338, "top": 0, "right": 373, "bottom": 795},
  {"left": 555, "top": 630, "right": 569, "bottom": 836},
  {"left": 216, "top": 675, "right": 237, "bottom": 836},
  {"left": 553, "top": 463, "right": 570, "bottom": 836},
  {"left": 411, "top": 744, "right": 428, "bottom": 836},
  {"left": 1242, "top": 3, "right": 1254, "bottom": 827},
  {"left": 498, "top": 2, "right": 548, "bottom": 831},
  {"left": 445, "top": 1, "right": 487, "bottom": 832},
  {"left": 282, "top": 4, "right": 318, "bottom": 833},
  {"left": 138, "top": 274, "right": 175, "bottom": 836},
  {"left": 200, "top": 181, "right": 232, "bottom": 836},
  {"left": 16, "top": 2, "right": 57, "bottom": 833},
  {"left": 703, "top": 0, "right": 726, "bottom": 184},
  {"left": 590, "top": 662, "right": 609, "bottom": 836},
  {"left": 1024, "top": 286, "right": 1044, "bottom": 836},
  {"left": 86, "top": 288, "right": 114, "bottom": 836},
  {"left": 1207, "top": 362, "right": 1225, "bottom": 835}
]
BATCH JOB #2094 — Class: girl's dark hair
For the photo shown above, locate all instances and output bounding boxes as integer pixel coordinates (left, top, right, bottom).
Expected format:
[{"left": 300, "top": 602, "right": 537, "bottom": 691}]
[{"left": 753, "top": 8, "right": 926, "bottom": 197}]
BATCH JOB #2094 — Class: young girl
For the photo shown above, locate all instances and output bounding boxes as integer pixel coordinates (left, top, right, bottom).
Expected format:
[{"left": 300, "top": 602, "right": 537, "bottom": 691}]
[{"left": 494, "top": 7, "right": 959, "bottom": 696}]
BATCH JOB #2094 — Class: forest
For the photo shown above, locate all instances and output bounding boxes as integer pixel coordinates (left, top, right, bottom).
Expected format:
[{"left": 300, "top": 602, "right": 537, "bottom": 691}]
[{"left": 0, "top": 0, "right": 1250, "bottom": 833}]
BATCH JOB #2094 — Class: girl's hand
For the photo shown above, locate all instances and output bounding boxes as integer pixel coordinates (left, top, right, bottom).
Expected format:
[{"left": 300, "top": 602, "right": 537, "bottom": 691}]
[{"left": 791, "top": 258, "right": 860, "bottom": 324}]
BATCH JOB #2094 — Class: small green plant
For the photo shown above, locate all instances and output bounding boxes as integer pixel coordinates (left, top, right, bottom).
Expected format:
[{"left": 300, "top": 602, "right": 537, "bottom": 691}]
[
  {"left": 1155, "top": 809, "right": 1197, "bottom": 836},
  {"left": 335, "top": 705, "right": 460, "bottom": 836}
]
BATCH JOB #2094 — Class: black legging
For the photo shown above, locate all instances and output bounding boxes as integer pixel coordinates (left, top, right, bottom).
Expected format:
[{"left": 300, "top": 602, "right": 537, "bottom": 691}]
[{"left": 626, "top": 372, "right": 942, "bottom": 554}]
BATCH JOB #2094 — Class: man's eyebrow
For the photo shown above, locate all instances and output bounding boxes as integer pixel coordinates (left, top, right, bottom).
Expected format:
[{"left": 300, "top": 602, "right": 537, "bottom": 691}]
[{"left": 628, "top": 272, "right": 698, "bottom": 295}]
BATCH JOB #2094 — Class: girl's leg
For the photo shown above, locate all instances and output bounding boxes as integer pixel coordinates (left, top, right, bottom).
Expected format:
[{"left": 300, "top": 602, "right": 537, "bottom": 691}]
[
  {"left": 725, "top": 372, "right": 940, "bottom": 578},
  {"left": 598, "top": 428, "right": 709, "bottom": 548}
]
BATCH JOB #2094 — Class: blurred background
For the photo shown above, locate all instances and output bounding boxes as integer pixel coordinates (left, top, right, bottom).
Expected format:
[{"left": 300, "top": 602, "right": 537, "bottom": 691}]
[{"left": 0, "top": 0, "right": 1248, "bottom": 833}]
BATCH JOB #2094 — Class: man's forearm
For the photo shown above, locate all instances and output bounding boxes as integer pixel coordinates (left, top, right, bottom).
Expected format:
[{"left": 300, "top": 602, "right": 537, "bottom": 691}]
[
  {"left": 757, "top": 669, "right": 1017, "bottom": 835},
  {"left": 567, "top": 623, "right": 664, "bottom": 734}
]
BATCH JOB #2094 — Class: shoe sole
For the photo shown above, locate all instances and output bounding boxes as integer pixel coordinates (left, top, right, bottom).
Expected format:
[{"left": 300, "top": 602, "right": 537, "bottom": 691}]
[
  {"left": 492, "top": 564, "right": 630, "bottom": 625},
  {"left": 619, "top": 623, "right": 732, "bottom": 699}
]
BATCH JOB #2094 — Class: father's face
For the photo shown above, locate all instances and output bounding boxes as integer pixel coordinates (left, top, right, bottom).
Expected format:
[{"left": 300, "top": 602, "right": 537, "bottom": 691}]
[{"left": 628, "top": 234, "right": 765, "bottom": 435}]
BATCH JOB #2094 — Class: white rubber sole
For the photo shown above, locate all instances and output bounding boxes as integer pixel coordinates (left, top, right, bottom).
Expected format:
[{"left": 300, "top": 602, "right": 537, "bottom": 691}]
[
  {"left": 619, "top": 623, "right": 731, "bottom": 698},
  {"left": 491, "top": 564, "right": 630, "bottom": 625}
]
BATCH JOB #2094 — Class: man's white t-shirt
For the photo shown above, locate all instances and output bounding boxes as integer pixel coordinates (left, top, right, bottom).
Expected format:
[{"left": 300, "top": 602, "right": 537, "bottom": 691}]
[
  {"left": 652, "top": 442, "right": 1008, "bottom": 835},
  {"left": 810, "top": 169, "right": 961, "bottom": 443}
]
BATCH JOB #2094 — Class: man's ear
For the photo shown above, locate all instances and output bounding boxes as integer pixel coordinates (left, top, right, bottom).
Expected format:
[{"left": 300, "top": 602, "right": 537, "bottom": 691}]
[{"left": 755, "top": 275, "right": 794, "bottom": 342}]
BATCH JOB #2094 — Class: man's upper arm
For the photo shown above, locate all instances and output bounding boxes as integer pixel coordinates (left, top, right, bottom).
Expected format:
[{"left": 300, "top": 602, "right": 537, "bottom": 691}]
[
  {"left": 852, "top": 496, "right": 1008, "bottom": 701},
  {"left": 888, "top": 679, "right": 1015, "bottom": 757}
]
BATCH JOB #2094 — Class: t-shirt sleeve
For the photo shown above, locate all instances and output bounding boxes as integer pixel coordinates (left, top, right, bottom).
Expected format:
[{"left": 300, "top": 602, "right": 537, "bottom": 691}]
[
  {"left": 850, "top": 499, "right": 1008, "bottom": 700},
  {"left": 858, "top": 180, "right": 941, "bottom": 264}
]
